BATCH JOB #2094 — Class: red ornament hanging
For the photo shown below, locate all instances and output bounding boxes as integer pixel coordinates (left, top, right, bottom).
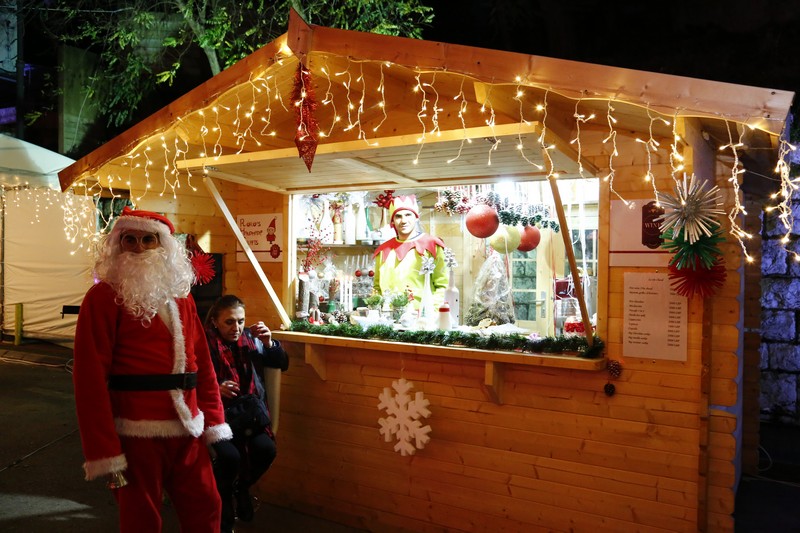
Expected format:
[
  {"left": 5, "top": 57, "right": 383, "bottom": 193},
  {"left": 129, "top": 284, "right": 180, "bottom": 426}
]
[
  {"left": 517, "top": 225, "right": 541, "bottom": 252},
  {"left": 185, "top": 234, "right": 216, "bottom": 286},
  {"left": 292, "top": 63, "right": 319, "bottom": 172},
  {"left": 668, "top": 256, "right": 727, "bottom": 299},
  {"left": 465, "top": 204, "right": 500, "bottom": 238}
]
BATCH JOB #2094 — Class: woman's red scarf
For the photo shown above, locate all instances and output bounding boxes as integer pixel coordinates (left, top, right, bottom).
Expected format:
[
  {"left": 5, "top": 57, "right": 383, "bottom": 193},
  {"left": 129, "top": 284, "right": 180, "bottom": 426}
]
[{"left": 206, "top": 329, "right": 261, "bottom": 400}]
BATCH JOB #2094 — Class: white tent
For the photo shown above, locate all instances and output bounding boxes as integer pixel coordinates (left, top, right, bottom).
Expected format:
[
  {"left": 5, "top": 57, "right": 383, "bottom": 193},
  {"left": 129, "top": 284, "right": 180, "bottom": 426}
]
[
  {"left": 0, "top": 135, "right": 94, "bottom": 344},
  {"left": 0, "top": 134, "right": 74, "bottom": 189}
]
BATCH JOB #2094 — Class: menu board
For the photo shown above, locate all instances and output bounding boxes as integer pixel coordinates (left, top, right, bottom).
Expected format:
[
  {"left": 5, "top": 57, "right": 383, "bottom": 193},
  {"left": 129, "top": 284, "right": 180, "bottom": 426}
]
[{"left": 623, "top": 272, "right": 687, "bottom": 361}]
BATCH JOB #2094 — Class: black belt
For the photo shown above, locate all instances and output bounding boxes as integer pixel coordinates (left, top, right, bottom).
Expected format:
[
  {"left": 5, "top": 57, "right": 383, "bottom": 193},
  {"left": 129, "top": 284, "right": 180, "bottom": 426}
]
[{"left": 108, "top": 372, "right": 198, "bottom": 391}]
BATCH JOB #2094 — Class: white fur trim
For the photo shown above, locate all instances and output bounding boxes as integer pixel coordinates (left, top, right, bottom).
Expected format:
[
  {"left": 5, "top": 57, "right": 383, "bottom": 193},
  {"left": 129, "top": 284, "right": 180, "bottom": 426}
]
[
  {"left": 168, "top": 299, "right": 186, "bottom": 375},
  {"left": 205, "top": 423, "right": 233, "bottom": 444},
  {"left": 83, "top": 453, "right": 127, "bottom": 481},
  {"left": 161, "top": 299, "right": 204, "bottom": 436},
  {"left": 111, "top": 216, "right": 171, "bottom": 239}
]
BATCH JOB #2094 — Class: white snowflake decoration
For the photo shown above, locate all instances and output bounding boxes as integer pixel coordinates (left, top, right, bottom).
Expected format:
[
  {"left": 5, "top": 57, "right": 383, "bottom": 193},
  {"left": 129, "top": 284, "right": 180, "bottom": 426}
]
[{"left": 377, "top": 378, "right": 432, "bottom": 456}]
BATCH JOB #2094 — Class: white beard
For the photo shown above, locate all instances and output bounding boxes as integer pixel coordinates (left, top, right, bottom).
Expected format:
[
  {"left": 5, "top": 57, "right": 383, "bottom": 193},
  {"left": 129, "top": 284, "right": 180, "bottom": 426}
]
[{"left": 105, "top": 249, "right": 191, "bottom": 324}]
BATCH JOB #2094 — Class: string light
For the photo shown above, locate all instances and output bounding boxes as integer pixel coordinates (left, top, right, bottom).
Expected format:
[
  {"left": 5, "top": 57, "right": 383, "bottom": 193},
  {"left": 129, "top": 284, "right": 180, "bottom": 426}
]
[
  {"left": 446, "top": 76, "right": 471, "bottom": 164},
  {"left": 570, "top": 96, "right": 595, "bottom": 176},
  {"left": 55, "top": 52, "right": 787, "bottom": 263},
  {"left": 372, "top": 62, "right": 389, "bottom": 133},
  {"left": 514, "top": 76, "right": 543, "bottom": 170},
  {"left": 412, "top": 72, "right": 429, "bottom": 165},
  {"left": 721, "top": 119, "right": 754, "bottom": 262},
  {"left": 319, "top": 63, "right": 339, "bottom": 138},
  {"left": 537, "top": 89, "right": 555, "bottom": 177},
  {"left": 601, "top": 100, "right": 627, "bottom": 203}
]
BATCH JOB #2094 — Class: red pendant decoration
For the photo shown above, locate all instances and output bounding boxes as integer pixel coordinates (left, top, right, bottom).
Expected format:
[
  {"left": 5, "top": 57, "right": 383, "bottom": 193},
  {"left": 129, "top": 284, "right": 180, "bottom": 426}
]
[
  {"left": 292, "top": 63, "right": 318, "bottom": 172},
  {"left": 667, "top": 256, "right": 727, "bottom": 299},
  {"left": 184, "top": 234, "right": 216, "bottom": 286},
  {"left": 465, "top": 204, "right": 500, "bottom": 238},
  {"left": 517, "top": 225, "right": 541, "bottom": 252}
]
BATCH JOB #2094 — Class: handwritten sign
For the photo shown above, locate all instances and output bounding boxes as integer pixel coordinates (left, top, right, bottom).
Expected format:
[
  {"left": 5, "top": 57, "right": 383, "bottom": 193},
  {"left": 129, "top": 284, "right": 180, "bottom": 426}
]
[
  {"left": 236, "top": 213, "right": 283, "bottom": 263},
  {"left": 623, "top": 272, "right": 687, "bottom": 360}
]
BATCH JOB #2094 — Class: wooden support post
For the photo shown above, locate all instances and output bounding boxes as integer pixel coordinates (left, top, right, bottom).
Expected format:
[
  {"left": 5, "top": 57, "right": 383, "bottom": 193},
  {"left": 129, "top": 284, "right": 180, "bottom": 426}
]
[
  {"left": 14, "top": 303, "right": 22, "bottom": 346},
  {"left": 547, "top": 175, "right": 593, "bottom": 346},
  {"left": 203, "top": 177, "right": 292, "bottom": 328},
  {"left": 305, "top": 344, "right": 327, "bottom": 381},
  {"left": 697, "top": 297, "right": 713, "bottom": 532},
  {"left": 484, "top": 361, "right": 503, "bottom": 404},
  {"left": 204, "top": 177, "right": 291, "bottom": 433}
]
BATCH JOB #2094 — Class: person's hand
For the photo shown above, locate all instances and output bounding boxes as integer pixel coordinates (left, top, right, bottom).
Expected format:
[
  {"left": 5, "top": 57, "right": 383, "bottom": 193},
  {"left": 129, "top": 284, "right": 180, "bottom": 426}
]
[
  {"left": 250, "top": 321, "right": 274, "bottom": 348},
  {"left": 220, "top": 380, "right": 240, "bottom": 399}
]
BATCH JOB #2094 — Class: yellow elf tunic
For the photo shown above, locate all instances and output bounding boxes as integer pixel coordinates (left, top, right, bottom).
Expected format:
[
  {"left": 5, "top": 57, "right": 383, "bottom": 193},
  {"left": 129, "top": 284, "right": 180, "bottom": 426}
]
[{"left": 373, "top": 233, "right": 449, "bottom": 310}]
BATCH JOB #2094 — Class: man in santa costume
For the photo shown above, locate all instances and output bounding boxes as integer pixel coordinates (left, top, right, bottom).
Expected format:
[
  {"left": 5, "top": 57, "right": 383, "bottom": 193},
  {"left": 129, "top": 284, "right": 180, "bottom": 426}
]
[
  {"left": 373, "top": 195, "right": 449, "bottom": 311},
  {"left": 73, "top": 207, "right": 231, "bottom": 532}
]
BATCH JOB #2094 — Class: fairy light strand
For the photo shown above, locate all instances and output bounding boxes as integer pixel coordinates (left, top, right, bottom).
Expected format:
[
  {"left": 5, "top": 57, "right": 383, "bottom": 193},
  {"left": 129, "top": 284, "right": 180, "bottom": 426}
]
[
  {"left": 514, "top": 76, "right": 544, "bottom": 171},
  {"left": 53, "top": 53, "right": 788, "bottom": 262},
  {"left": 446, "top": 76, "right": 471, "bottom": 164},
  {"left": 721, "top": 119, "right": 753, "bottom": 262}
]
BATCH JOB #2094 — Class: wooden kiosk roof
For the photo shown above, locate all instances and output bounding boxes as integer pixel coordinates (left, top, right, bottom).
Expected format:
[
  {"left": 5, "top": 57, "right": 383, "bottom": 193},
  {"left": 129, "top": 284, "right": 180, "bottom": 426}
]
[{"left": 58, "top": 9, "right": 794, "bottom": 196}]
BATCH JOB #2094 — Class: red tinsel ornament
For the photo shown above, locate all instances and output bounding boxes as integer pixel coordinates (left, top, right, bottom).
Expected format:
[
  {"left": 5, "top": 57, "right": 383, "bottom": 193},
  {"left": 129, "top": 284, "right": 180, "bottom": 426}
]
[
  {"left": 184, "top": 234, "right": 216, "bottom": 286},
  {"left": 191, "top": 252, "right": 216, "bottom": 285},
  {"left": 292, "top": 63, "right": 318, "bottom": 172},
  {"left": 668, "top": 256, "right": 726, "bottom": 299}
]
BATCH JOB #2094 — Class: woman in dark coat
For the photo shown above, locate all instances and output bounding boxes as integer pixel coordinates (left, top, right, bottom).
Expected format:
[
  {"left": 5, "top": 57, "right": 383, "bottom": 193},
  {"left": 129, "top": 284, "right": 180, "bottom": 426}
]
[{"left": 205, "top": 295, "right": 289, "bottom": 533}]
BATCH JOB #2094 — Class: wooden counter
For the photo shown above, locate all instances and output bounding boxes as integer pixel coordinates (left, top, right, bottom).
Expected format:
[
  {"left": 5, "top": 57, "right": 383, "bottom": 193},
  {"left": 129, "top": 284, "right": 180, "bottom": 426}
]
[
  {"left": 259, "top": 329, "right": 707, "bottom": 532},
  {"left": 273, "top": 330, "right": 606, "bottom": 404}
]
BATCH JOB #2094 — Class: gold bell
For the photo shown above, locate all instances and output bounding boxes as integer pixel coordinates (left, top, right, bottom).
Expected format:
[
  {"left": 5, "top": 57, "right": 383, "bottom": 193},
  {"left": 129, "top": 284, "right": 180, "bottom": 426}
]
[{"left": 106, "top": 471, "right": 128, "bottom": 490}]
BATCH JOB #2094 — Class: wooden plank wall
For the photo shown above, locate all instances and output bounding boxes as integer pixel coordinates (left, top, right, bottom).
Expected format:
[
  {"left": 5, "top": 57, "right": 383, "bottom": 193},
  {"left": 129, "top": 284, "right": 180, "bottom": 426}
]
[
  {"left": 130, "top": 177, "right": 288, "bottom": 324},
  {"left": 741, "top": 193, "right": 763, "bottom": 477},
  {"left": 246, "top": 124, "right": 743, "bottom": 532}
]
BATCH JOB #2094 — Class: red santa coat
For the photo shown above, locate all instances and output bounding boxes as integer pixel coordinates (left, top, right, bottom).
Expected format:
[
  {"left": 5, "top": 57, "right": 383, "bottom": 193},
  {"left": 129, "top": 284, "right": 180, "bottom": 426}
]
[{"left": 73, "top": 282, "right": 231, "bottom": 480}]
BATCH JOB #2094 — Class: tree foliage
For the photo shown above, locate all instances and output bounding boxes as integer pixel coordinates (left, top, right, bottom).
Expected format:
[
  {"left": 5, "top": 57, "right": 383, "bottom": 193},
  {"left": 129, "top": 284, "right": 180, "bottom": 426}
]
[{"left": 25, "top": 0, "right": 433, "bottom": 128}]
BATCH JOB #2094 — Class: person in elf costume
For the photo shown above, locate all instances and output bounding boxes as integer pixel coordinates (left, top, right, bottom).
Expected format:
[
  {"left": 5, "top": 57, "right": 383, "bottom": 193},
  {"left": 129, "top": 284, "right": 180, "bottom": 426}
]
[
  {"left": 373, "top": 195, "right": 449, "bottom": 310},
  {"left": 72, "top": 207, "right": 231, "bottom": 533}
]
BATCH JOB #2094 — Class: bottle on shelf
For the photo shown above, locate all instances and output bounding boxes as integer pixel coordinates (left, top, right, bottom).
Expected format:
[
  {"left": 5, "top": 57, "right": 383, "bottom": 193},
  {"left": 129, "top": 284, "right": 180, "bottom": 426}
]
[{"left": 438, "top": 301, "right": 452, "bottom": 331}]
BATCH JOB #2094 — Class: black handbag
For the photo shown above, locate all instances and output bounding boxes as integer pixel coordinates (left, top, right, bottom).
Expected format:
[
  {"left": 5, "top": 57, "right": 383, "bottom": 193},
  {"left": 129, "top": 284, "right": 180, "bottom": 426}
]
[{"left": 224, "top": 394, "right": 271, "bottom": 436}]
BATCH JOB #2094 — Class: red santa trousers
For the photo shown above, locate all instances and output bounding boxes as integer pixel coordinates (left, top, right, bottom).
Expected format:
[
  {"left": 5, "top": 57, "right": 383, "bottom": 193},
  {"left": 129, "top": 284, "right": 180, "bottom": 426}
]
[{"left": 114, "top": 435, "right": 221, "bottom": 532}]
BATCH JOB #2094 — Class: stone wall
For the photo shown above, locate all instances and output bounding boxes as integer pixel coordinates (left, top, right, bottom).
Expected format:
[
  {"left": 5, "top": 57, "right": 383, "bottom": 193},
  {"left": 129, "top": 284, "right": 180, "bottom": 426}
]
[{"left": 761, "top": 200, "right": 800, "bottom": 425}]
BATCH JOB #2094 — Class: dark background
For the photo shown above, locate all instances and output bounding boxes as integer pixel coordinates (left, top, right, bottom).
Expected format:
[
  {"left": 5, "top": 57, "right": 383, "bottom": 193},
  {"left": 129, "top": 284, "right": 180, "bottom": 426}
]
[
  {"left": 424, "top": 0, "right": 800, "bottom": 98},
  {"left": 9, "top": 1, "right": 800, "bottom": 157}
]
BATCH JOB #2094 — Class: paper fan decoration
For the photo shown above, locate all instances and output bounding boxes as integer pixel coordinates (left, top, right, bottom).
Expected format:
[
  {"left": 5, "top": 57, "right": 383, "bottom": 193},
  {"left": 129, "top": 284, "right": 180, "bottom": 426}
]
[
  {"left": 657, "top": 174, "right": 727, "bottom": 299},
  {"left": 656, "top": 173, "right": 725, "bottom": 244},
  {"left": 668, "top": 256, "right": 727, "bottom": 299},
  {"left": 660, "top": 224, "right": 726, "bottom": 270}
]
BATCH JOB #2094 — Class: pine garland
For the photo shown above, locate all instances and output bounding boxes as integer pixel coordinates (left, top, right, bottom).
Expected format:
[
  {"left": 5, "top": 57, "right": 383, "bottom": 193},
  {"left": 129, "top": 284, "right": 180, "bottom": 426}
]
[{"left": 288, "top": 320, "right": 605, "bottom": 359}]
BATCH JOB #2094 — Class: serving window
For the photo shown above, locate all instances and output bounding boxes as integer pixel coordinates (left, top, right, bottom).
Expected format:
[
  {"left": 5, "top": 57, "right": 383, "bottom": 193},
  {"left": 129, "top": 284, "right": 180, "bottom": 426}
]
[{"left": 289, "top": 178, "right": 598, "bottom": 339}]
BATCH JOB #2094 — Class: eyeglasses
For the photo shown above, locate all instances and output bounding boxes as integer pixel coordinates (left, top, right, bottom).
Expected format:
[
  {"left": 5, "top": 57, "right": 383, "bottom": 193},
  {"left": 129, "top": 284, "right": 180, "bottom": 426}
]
[{"left": 120, "top": 232, "right": 160, "bottom": 250}]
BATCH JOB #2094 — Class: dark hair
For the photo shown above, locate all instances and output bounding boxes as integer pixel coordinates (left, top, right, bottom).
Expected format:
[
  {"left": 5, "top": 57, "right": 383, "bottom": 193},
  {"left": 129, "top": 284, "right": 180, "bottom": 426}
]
[{"left": 204, "top": 294, "right": 245, "bottom": 328}]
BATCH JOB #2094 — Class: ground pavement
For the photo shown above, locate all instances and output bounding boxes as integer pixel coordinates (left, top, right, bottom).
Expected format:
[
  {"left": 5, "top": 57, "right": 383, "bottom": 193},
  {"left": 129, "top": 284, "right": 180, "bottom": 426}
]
[
  {"left": 0, "top": 342, "right": 361, "bottom": 533},
  {"left": 0, "top": 341, "right": 798, "bottom": 532}
]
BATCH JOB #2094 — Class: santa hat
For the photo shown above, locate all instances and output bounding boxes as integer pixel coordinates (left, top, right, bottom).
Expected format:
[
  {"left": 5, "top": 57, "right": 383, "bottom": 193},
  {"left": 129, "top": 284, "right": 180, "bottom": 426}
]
[
  {"left": 388, "top": 195, "right": 419, "bottom": 225},
  {"left": 110, "top": 206, "right": 175, "bottom": 237}
]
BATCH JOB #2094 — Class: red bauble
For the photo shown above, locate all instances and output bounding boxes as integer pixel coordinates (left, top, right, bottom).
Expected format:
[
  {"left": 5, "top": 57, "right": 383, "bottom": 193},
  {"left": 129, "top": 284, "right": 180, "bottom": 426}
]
[
  {"left": 368, "top": 270, "right": 374, "bottom": 277},
  {"left": 517, "top": 225, "right": 541, "bottom": 252},
  {"left": 465, "top": 204, "right": 500, "bottom": 238},
  {"left": 355, "top": 269, "right": 362, "bottom": 277}
]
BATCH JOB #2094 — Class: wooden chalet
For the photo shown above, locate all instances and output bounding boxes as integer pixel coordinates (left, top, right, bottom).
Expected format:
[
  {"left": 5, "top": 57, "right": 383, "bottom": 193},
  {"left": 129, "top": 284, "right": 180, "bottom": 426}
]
[{"left": 58, "top": 9, "right": 795, "bottom": 532}]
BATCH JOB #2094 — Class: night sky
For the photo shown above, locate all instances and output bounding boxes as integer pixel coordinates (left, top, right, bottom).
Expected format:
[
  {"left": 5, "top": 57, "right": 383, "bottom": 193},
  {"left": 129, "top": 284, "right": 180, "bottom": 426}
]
[
  {"left": 14, "top": 1, "right": 800, "bottom": 155},
  {"left": 423, "top": 0, "right": 800, "bottom": 106}
]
